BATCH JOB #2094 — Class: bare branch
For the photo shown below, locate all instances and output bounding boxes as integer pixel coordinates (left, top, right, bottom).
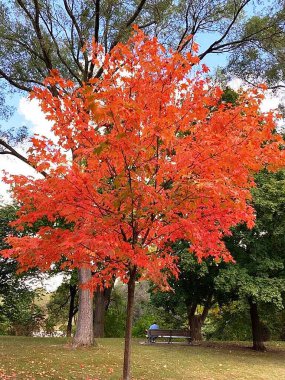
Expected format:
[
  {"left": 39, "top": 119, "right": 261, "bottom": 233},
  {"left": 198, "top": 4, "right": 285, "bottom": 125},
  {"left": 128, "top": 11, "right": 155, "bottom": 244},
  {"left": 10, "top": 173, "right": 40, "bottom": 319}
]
[
  {"left": 0, "top": 69, "right": 32, "bottom": 92},
  {"left": 63, "top": 0, "right": 89, "bottom": 81},
  {"left": 16, "top": 0, "right": 53, "bottom": 71},
  {"left": 109, "top": 0, "right": 148, "bottom": 51},
  {"left": 88, "top": 0, "right": 100, "bottom": 79},
  {"left": 0, "top": 138, "right": 47, "bottom": 178},
  {"left": 39, "top": 11, "right": 83, "bottom": 85},
  {"left": 177, "top": 2, "right": 192, "bottom": 51},
  {"left": 198, "top": 0, "right": 251, "bottom": 60}
]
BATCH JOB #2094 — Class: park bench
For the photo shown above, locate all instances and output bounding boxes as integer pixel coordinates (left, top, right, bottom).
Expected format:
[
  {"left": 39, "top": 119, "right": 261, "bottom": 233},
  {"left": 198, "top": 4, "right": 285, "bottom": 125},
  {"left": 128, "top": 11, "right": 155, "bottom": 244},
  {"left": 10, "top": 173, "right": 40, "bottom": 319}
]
[{"left": 146, "top": 329, "right": 192, "bottom": 344}]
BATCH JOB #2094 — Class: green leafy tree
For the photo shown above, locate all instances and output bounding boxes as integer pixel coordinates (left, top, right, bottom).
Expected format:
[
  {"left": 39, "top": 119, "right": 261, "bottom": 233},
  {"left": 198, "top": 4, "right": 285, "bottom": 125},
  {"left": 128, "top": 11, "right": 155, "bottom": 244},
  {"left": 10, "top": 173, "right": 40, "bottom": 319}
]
[
  {"left": 0, "top": 287, "right": 44, "bottom": 336},
  {"left": 0, "top": 205, "right": 18, "bottom": 292},
  {"left": 46, "top": 273, "right": 78, "bottom": 337},
  {"left": 150, "top": 241, "right": 225, "bottom": 341},
  {"left": 0, "top": 0, "right": 267, "bottom": 93},
  {"left": 0, "top": 204, "right": 44, "bottom": 336},
  {"left": 216, "top": 170, "right": 285, "bottom": 351},
  {"left": 104, "top": 285, "right": 127, "bottom": 338},
  {"left": 226, "top": 1, "right": 285, "bottom": 89}
]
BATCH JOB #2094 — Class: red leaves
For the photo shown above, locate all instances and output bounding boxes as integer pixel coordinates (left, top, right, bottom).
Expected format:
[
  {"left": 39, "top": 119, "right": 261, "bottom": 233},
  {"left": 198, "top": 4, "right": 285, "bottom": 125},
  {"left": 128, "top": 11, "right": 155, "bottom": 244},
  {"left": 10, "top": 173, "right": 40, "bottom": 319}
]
[{"left": 3, "top": 29, "right": 285, "bottom": 288}]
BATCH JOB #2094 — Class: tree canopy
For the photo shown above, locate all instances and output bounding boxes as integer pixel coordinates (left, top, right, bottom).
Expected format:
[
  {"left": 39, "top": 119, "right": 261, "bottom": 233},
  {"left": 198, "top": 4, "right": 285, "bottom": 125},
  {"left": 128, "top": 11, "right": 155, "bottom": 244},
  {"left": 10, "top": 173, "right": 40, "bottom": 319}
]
[
  {"left": 3, "top": 29, "right": 284, "bottom": 277},
  {"left": 227, "top": 1, "right": 285, "bottom": 89},
  {"left": 0, "top": 0, "right": 279, "bottom": 93}
]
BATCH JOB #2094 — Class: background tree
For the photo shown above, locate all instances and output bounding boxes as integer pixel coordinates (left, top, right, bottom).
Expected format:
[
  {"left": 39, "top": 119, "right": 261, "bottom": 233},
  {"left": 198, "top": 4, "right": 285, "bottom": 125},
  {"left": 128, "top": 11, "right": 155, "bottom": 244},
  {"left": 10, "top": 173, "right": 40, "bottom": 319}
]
[
  {"left": 0, "top": 205, "right": 18, "bottom": 292},
  {"left": 150, "top": 241, "right": 224, "bottom": 341},
  {"left": 93, "top": 283, "right": 112, "bottom": 338},
  {"left": 0, "top": 285, "right": 44, "bottom": 336},
  {"left": 46, "top": 272, "right": 78, "bottom": 337},
  {"left": 216, "top": 170, "right": 285, "bottom": 351},
  {"left": 0, "top": 204, "right": 44, "bottom": 336},
  {"left": 0, "top": 0, "right": 271, "bottom": 92},
  {"left": 226, "top": 1, "right": 285, "bottom": 89}
]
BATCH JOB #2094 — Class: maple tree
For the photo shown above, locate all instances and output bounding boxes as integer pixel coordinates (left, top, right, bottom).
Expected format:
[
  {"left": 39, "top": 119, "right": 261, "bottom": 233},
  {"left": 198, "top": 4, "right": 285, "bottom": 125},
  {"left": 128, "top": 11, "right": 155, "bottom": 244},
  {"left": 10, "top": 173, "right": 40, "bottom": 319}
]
[{"left": 2, "top": 29, "right": 284, "bottom": 379}]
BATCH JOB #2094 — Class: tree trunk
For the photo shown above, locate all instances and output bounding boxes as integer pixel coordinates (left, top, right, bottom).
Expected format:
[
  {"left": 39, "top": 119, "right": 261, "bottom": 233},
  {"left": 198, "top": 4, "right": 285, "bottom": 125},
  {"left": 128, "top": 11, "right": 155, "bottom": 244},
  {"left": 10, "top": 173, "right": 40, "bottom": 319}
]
[
  {"left": 66, "top": 284, "right": 77, "bottom": 337},
  {"left": 189, "top": 314, "right": 203, "bottom": 341},
  {"left": 123, "top": 266, "right": 137, "bottom": 380},
  {"left": 248, "top": 298, "right": 266, "bottom": 351},
  {"left": 73, "top": 268, "right": 94, "bottom": 347},
  {"left": 187, "top": 300, "right": 211, "bottom": 341},
  {"left": 93, "top": 286, "right": 105, "bottom": 338},
  {"left": 94, "top": 285, "right": 112, "bottom": 338}
]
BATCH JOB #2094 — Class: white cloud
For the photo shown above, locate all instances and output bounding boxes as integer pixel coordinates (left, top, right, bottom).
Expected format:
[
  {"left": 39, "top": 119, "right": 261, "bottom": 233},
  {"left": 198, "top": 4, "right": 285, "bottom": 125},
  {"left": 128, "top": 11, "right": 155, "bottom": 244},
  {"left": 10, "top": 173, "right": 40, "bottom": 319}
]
[
  {"left": 1, "top": 97, "right": 54, "bottom": 202},
  {"left": 25, "top": 272, "right": 65, "bottom": 292},
  {"left": 0, "top": 154, "right": 38, "bottom": 203},
  {"left": 260, "top": 91, "right": 284, "bottom": 113},
  {"left": 18, "top": 97, "right": 54, "bottom": 139},
  {"left": 227, "top": 77, "right": 243, "bottom": 91},
  {"left": 228, "top": 77, "right": 285, "bottom": 121}
]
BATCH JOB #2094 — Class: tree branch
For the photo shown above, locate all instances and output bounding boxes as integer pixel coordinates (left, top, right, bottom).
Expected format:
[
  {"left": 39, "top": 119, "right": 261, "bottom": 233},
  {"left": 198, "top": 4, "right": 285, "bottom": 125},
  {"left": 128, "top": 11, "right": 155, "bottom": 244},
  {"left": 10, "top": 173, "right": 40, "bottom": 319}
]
[
  {"left": 0, "top": 138, "right": 47, "bottom": 178},
  {"left": 16, "top": 0, "right": 53, "bottom": 71},
  {"left": 63, "top": 0, "right": 89, "bottom": 81},
  {"left": 39, "top": 11, "right": 83, "bottom": 85},
  {"left": 88, "top": 0, "right": 100, "bottom": 79},
  {"left": 109, "top": 0, "right": 147, "bottom": 51},
  {"left": 198, "top": 0, "right": 250, "bottom": 60},
  {"left": 0, "top": 68, "right": 32, "bottom": 92}
]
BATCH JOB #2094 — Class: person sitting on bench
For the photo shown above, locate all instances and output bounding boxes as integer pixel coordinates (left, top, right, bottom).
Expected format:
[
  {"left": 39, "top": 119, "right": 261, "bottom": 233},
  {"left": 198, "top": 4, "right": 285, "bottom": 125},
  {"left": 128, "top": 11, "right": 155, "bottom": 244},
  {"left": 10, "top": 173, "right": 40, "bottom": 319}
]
[{"left": 148, "top": 322, "right": 159, "bottom": 343}]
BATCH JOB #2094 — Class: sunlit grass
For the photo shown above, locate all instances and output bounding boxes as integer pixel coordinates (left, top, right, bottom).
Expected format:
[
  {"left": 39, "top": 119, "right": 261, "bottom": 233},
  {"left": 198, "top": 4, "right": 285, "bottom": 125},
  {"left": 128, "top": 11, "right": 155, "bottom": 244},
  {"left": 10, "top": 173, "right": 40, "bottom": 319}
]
[{"left": 0, "top": 336, "right": 284, "bottom": 379}]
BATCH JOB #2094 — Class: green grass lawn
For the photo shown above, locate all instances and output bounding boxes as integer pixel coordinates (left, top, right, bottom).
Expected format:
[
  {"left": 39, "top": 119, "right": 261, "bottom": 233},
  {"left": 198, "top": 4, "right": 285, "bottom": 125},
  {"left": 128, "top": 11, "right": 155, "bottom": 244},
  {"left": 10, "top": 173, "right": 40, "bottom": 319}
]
[{"left": 0, "top": 337, "right": 284, "bottom": 380}]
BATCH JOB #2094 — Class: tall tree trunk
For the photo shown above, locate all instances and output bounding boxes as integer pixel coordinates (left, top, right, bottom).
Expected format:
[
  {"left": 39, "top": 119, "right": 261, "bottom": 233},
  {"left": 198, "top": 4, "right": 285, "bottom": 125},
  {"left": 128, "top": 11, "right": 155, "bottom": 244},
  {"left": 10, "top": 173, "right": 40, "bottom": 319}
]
[
  {"left": 187, "top": 304, "right": 203, "bottom": 341},
  {"left": 93, "top": 285, "right": 112, "bottom": 338},
  {"left": 93, "top": 286, "right": 105, "bottom": 338},
  {"left": 93, "top": 286, "right": 113, "bottom": 338},
  {"left": 248, "top": 298, "right": 266, "bottom": 351},
  {"left": 73, "top": 268, "right": 94, "bottom": 347},
  {"left": 66, "top": 284, "right": 77, "bottom": 337},
  {"left": 188, "top": 314, "right": 203, "bottom": 341},
  {"left": 123, "top": 266, "right": 137, "bottom": 380}
]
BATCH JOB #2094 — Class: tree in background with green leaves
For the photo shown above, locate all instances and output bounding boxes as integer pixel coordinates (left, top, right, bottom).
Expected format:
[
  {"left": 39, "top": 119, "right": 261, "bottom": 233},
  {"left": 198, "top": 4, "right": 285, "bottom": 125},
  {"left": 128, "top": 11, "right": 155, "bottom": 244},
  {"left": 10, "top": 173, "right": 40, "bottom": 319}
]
[
  {"left": 226, "top": 1, "right": 285, "bottom": 90},
  {"left": 150, "top": 241, "right": 226, "bottom": 341},
  {"left": 0, "top": 0, "right": 271, "bottom": 94},
  {"left": 0, "top": 204, "right": 44, "bottom": 336},
  {"left": 46, "top": 272, "right": 78, "bottom": 337},
  {"left": 0, "top": 285, "right": 44, "bottom": 336},
  {"left": 215, "top": 170, "right": 285, "bottom": 351}
]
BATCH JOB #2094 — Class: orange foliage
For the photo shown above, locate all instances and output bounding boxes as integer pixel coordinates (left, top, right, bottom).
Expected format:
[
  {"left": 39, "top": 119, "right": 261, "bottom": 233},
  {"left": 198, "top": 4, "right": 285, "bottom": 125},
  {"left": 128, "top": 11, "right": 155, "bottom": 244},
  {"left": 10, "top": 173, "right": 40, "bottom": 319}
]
[{"left": 3, "top": 29, "right": 284, "bottom": 288}]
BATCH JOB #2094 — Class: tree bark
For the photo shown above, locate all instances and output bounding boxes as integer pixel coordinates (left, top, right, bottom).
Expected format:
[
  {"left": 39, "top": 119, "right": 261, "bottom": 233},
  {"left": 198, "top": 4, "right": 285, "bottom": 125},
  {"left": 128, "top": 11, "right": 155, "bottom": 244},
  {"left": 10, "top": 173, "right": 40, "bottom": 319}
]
[
  {"left": 73, "top": 268, "right": 94, "bottom": 347},
  {"left": 248, "top": 298, "right": 266, "bottom": 351},
  {"left": 188, "top": 314, "right": 203, "bottom": 341},
  {"left": 66, "top": 283, "right": 77, "bottom": 337},
  {"left": 93, "top": 285, "right": 112, "bottom": 338},
  {"left": 123, "top": 266, "right": 137, "bottom": 380},
  {"left": 187, "top": 299, "right": 211, "bottom": 341},
  {"left": 93, "top": 286, "right": 105, "bottom": 338}
]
